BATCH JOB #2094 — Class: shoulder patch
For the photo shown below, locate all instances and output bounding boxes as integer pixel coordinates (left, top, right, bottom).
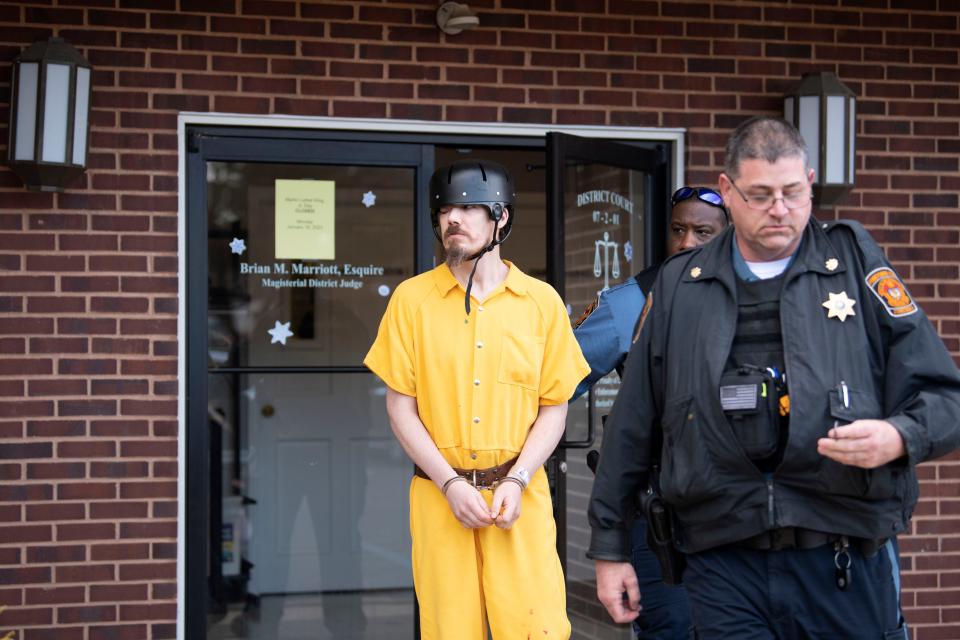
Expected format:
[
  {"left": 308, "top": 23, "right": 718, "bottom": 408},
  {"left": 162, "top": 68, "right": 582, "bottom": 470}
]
[
  {"left": 573, "top": 296, "right": 599, "bottom": 329},
  {"left": 865, "top": 267, "right": 917, "bottom": 317},
  {"left": 633, "top": 291, "right": 653, "bottom": 343}
]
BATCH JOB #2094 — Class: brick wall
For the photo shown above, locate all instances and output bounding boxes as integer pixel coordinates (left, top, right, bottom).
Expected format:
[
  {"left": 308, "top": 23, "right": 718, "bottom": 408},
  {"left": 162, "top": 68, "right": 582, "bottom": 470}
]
[{"left": 0, "top": 1, "right": 957, "bottom": 638}]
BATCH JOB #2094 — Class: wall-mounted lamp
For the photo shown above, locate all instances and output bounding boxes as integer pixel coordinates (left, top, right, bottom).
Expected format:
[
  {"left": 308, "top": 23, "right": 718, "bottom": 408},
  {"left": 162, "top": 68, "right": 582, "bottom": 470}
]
[
  {"left": 436, "top": 2, "right": 479, "bottom": 35},
  {"left": 783, "top": 71, "right": 856, "bottom": 207},
  {"left": 7, "top": 37, "right": 92, "bottom": 192}
]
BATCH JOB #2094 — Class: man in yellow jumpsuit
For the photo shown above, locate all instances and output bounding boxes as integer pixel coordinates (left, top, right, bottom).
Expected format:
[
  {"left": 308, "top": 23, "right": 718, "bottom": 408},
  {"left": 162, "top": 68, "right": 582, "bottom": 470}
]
[{"left": 364, "top": 159, "right": 590, "bottom": 639}]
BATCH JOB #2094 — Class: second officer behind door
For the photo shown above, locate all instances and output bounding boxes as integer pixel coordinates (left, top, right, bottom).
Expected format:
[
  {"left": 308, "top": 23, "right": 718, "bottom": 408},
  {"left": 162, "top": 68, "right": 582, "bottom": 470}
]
[{"left": 572, "top": 186, "right": 728, "bottom": 638}]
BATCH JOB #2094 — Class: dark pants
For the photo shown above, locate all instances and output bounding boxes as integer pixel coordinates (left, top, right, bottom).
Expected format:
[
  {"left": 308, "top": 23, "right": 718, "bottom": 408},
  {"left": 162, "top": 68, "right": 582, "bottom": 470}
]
[
  {"left": 683, "top": 540, "right": 908, "bottom": 640},
  {"left": 630, "top": 516, "right": 694, "bottom": 639}
]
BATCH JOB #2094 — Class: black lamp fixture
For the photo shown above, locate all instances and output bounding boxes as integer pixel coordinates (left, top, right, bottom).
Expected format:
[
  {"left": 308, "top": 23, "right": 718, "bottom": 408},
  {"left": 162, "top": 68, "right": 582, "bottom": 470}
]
[
  {"left": 783, "top": 71, "right": 856, "bottom": 207},
  {"left": 7, "top": 37, "right": 92, "bottom": 192}
]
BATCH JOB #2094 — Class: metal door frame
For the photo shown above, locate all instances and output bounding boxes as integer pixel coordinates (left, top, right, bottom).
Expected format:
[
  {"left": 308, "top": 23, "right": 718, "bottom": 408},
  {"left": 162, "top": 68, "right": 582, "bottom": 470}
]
[
  {"left": 177, "top": 114, "right": 684, "bottom": 640},
  {"left": 545, "top": 132, "right": 671, "bottom": 572}
]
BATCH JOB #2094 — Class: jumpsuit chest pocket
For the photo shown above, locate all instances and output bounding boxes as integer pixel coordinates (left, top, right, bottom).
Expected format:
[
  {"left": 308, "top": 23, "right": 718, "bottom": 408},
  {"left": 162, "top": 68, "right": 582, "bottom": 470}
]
[{"left": 498, "top": 333, "right": 544, "bottom": 391}]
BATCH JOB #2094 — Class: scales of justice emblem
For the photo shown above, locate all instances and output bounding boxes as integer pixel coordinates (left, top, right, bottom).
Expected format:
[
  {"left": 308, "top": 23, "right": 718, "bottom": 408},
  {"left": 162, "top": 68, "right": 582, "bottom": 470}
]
[{"left": 593, "top": 231, "right": 621, "bottom": 294}]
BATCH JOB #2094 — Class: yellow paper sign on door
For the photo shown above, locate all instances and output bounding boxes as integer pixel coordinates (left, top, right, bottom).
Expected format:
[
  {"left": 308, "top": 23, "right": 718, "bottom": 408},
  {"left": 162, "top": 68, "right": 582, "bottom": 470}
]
[{"left": 275, "top": 179, "right": 335, "bottom": 260}]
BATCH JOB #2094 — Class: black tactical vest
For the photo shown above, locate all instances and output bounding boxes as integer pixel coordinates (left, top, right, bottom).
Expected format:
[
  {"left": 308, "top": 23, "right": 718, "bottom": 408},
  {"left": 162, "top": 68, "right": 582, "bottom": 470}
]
[{"left": 722, "top": 274, "right": 788, "bottom": 472}]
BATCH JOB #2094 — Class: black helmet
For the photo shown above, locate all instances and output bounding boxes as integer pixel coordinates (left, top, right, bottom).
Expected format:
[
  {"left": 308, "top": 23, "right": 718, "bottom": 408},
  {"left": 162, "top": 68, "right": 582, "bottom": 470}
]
[{"left": 429, "top": 160, "right": 515, "bottom": 243}]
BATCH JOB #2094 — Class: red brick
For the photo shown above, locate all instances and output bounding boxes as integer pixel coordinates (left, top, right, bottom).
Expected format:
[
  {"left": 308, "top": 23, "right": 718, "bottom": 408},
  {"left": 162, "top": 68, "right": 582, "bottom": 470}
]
[
  {"left": 27, "top": 461, "right": 86, "bottom": 479},
  {"left": 91, "top": 338, "right": 150, "bottom": 355},
  {"left": 28, "top": 379, "right": 87, "bottom": 396},
  {"left": 57, "top": 482, "right": 117, "bottom": 500},
  {"left": 58, "top": 400, "right": 118, "bottom": 417},
  {"left": 23, "top": 626, "right": 86, "bottom": 640},
  {"left": 0, "top": 337, "right": 24, "bottom": 353},
  {"left": 0, "top": 379, "right": 23, "bottom": 396},
  {"left": 25, "top": 586, "right": 85, "bottom": 606},
  {"left": 120, "top": 399, "right": 176, "bottom": 416},
  {"left": 61, "top": 276, "right": 120, "bottom": 293},
  {"left": 152, "top": 500, "right": 178, "bottom": 517},
  {"left": 91, "top": 461, "right": 150, "bottom": 478},
  {"left": 0, "top": 233, "right": 55, "bottom": 251},
  {"left": 0, "top": 605, "right": 53, "bottom": 625},
  {"left": 90, "top": 501, "right": 148, "bottom": 519},
  {"left": 0, "top": 565, "right": 51, "bottom": 585},
  {"left": 152, "top": 582, "right": 177, "bottom": 600},
  {"left": 58, "top": 441, "right": 117, "bottom": 458},
  {"left": 90, "top": 420, "right": 149, "bottom": 438},
  {"left": 0, "top": 465, "right": 21, "bottom": 481},
  {"left": 0, "top": 482, "right": 53, "bottom": 502},
  {"left": 26, "top": 544, "right": 87, "bottom": 563},
  {"left": 56, "top": 564, "right": 115, "bottom": 583},
  {"left": 58, "top": 605, "right": 118, "bottom": 625},
  {"left": 119, "top": 482, "right": 176, "bottom": 499},
  {"left": 91, "top": 543, "right": 150, "bottom": 562},
  {"left": 58, "top": 318, "right": 117, "bottom": 335},
  {"left": 59, "top": 359, "right": 118, "bottom": 375},
  {"left": 212, "top": 15, "right": 266, "bottom": 34},
  {"left": 0, "top": 524, "right": 53, "bottom": 547},
  {"left": 91, "top": 583, "right": 148, "bottom": 602},
  {"left": 118, "top": 564, "right": 177, "bottom": 584},
  {"left": 120, "top": 440, "right": 176, "bottom": 458}
]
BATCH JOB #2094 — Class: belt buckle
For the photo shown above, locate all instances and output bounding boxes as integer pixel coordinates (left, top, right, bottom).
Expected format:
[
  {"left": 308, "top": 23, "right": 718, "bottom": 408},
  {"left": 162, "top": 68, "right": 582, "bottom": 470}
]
[{"left": 470, "top": 469, "right": 495, "bottom": 491}]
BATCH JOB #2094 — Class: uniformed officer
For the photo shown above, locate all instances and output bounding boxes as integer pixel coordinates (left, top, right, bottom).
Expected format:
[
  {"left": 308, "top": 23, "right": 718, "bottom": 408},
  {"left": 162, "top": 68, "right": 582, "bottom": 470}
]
[
  {"left": 588, "top": 117, "right": 960, "bottom": 639},
  {"left": 365, "top": 160, "right": 590, "bottom": 640},
  {"left": 572, "top": 186, "right": 728, "bottom": 638}
]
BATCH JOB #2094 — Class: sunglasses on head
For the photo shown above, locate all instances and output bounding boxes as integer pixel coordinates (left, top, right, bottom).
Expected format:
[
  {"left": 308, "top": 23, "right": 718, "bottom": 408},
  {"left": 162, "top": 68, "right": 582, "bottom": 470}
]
[{"left": 671, "top": 186, "right": 729, "bottom": 221}]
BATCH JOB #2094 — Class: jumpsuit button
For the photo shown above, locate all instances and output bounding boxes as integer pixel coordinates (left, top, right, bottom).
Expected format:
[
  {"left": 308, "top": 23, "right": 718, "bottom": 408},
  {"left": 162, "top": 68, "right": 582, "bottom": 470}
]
[
  {"left": 474, "top": 379, "right": 480, "bottom": 386},
  {"left": 473, "top": 417, "right": 480, "bottom": 424},
  {"left": 478, "top": 306, "right": 484, "bottom": 312},
  {"left": 470, "top": 452, "right": 477, "bottom": 460},
  {"left": 476, "top": 341, "right": 483, "bottom": 349}
]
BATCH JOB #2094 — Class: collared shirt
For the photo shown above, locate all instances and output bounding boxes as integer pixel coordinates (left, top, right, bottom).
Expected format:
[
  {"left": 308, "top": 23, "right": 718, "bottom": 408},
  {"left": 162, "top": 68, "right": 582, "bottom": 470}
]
[
  {"left": 732, "top": 235, "right": 797, "bottom": 282},
  {"left": 364, "top": 260, "right": 590, "bottom": 469}
]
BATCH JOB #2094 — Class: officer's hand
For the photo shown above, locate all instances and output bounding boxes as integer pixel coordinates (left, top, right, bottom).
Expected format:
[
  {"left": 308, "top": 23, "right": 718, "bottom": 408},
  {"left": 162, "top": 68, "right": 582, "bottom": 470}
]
[
  {"left": 595, "top": 560, "right": 641, "bottom": 624},
  {"left": 445, "top": 481, "right": 494, "bottom": 529},
  {"left": 490, "top": 481, "right": 522, "bottom": 529},
  {"left": 817, "top": 419, "right": 907, "bottom": 468}
]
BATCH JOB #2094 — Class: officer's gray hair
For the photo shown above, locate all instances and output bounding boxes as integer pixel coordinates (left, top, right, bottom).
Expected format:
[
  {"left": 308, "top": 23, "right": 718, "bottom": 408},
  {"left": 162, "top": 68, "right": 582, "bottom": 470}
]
[{"left": 723, "top": 116, "right": 808, "bottom": 179}]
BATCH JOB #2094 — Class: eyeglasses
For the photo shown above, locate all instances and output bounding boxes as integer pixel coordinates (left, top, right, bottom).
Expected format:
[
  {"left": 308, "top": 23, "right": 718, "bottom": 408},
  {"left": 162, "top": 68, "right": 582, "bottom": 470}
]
[{"left": 729, "top": 180, "right": 812, "bottom": 211}]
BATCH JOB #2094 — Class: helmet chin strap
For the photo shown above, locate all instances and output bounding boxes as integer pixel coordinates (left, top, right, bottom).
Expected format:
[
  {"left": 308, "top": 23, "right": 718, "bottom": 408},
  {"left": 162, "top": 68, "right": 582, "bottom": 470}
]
[{"left": 463, "top": 226, "right": 500, "bottom": 316}]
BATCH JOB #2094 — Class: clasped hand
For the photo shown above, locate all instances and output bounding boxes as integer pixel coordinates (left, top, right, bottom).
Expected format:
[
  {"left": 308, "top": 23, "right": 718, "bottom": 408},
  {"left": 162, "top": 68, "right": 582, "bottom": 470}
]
[{"left": 445, "top": 480, "right": 522, "bottom": 530}]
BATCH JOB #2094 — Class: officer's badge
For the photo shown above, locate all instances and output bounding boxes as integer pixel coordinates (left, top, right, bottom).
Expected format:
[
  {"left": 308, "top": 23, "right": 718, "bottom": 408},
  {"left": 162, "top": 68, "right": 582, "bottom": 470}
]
[
  {"left": 866, "top": 267, "right": 917, "bottom": 317},
  {"left": 822, "top": 291, "right": 857, "bottom": 322},
  {"left": 825, "top": 258, "right": 838, "bottom": 271},
  {"left": 690, "top": 266, "right": 702, "bottom": 278},
  {"left": 573, "top": 296, "right": 599, "bottom": 329}
]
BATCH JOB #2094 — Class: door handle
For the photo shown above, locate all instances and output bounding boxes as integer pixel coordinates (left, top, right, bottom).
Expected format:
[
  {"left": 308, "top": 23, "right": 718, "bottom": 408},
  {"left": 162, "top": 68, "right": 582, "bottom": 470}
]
[{"left": 560, "top": 387, "right": 596, "bottom": 449}]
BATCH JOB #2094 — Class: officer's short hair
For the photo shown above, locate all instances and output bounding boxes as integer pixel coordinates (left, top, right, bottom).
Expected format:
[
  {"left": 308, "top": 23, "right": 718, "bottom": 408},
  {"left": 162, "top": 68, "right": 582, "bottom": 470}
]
[{"left": 723, "top": 116, "right": 808, "bottom": 179}]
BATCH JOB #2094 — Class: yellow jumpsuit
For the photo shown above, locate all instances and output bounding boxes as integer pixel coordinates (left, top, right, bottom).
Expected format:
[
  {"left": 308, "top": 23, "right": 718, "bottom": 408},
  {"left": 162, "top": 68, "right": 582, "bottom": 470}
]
[{"left": 365, "top": 262, "right": 590, "bottom": 640}]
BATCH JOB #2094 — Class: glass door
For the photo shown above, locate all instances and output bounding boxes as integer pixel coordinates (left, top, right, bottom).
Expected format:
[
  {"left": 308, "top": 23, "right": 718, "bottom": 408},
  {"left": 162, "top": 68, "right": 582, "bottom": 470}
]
[
  {"left": 186, "top": 132, "right": 432, "bottom": 640},
  {"left": 547, "top": 132, "right": 668, "bottom": 639}
]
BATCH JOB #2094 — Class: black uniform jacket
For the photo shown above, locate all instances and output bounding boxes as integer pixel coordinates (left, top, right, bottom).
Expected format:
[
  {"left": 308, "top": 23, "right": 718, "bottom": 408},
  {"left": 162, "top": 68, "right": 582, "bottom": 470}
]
[{"left": 588, "top": 218, "right": 960, "bottom": 559}]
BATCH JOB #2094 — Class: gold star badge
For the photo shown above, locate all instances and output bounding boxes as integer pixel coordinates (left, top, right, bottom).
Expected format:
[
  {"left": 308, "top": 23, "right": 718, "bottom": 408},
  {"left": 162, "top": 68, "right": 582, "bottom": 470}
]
[
  {"left": 690, "top": 267, "right": 702, "bottom": 278},
  {"left": 825, "top": 258, "right": 838, "bottom": 271},
  {"left": 822, "top": 291, "right": 857, "bottom": 322}
]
